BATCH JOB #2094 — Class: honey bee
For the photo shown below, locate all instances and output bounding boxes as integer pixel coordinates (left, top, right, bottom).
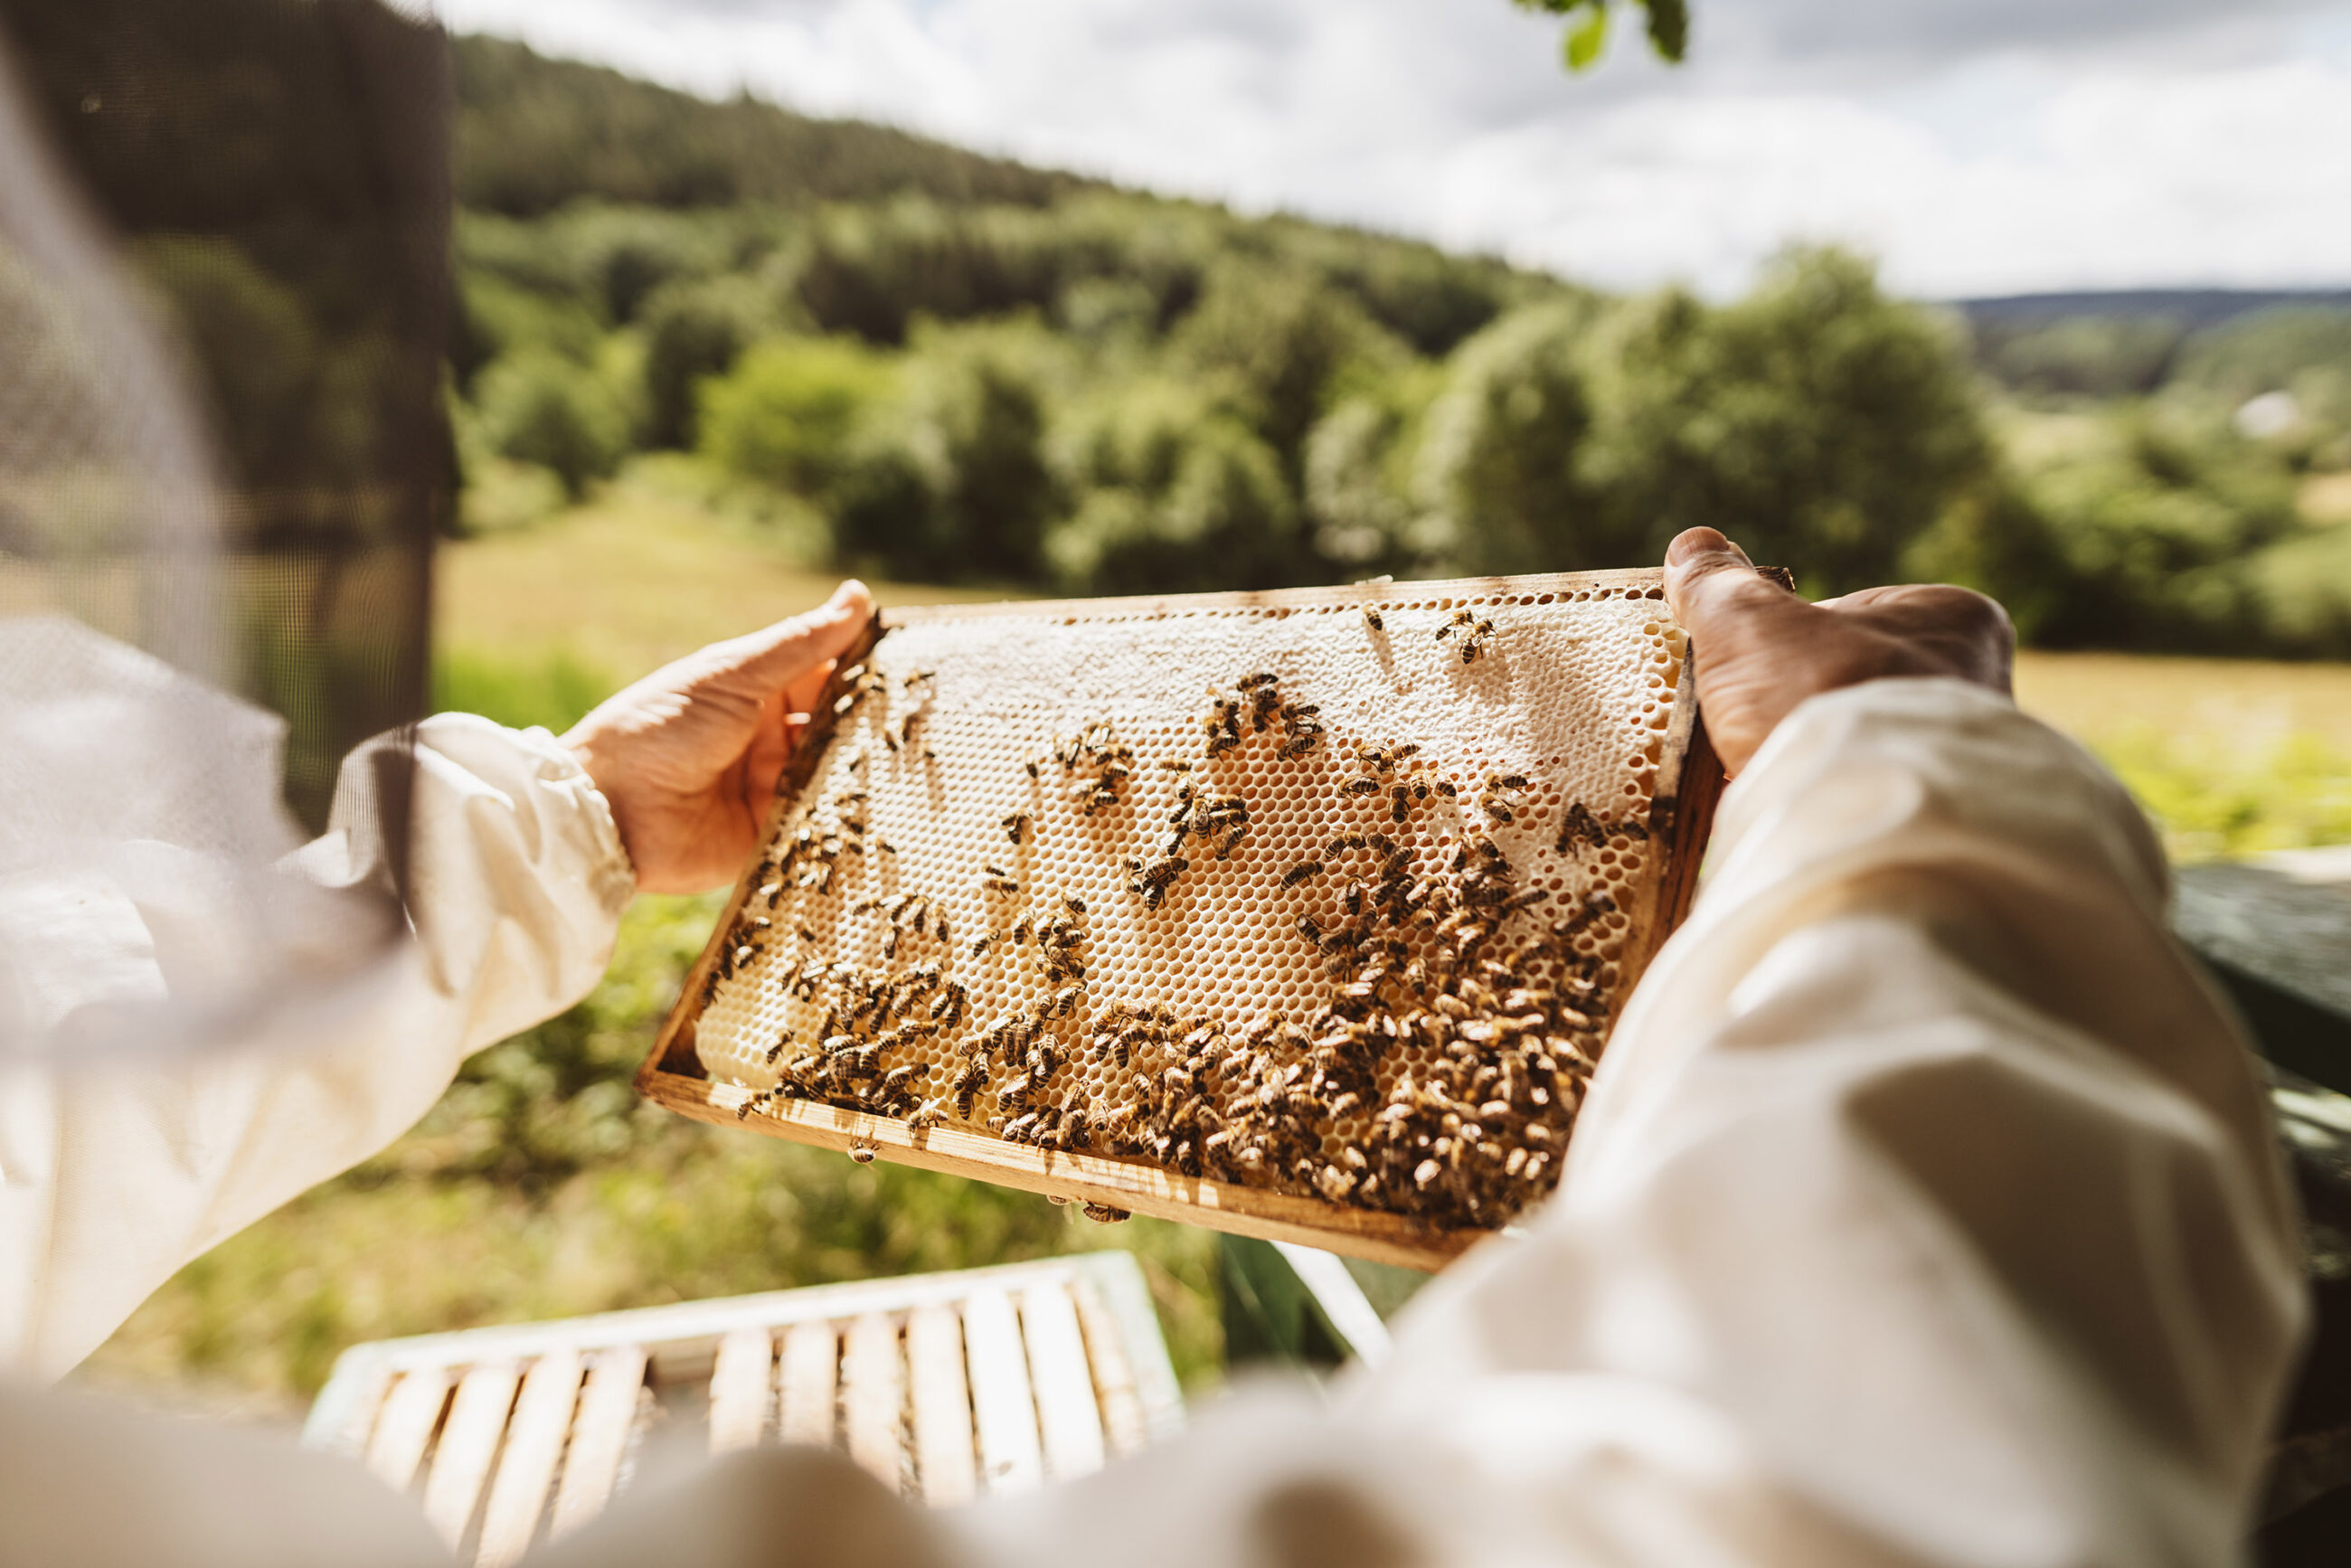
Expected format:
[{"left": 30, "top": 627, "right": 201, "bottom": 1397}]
[
  {"left": 1081, "top": 1203, "right": 1132, "bottom": 1223},
  {"left": 1127, "top": 854, "right": 1188, "bottom": 909},
  {"left": 1326, "top": 832, "right": 1367, "bottom": 857},
  {"left": 1003, "top": 810, "right": 1033, "bottom": 845},
  {"left": 1433, "top": 609, "right": 1475, "bottom": 642},
  {"left": 1554, "top": 800, "right": 1607, "bottom": 855},
  {"left": 1062, "top": 893, "right": 1087, "bottom": 916},
  {"left": 849, "top": 1142, "right": 878, "bottom": 1165},
  {"left": 1344, "top": 777, "right": 1383, "bottom": 798},
  {"left": 1459, "top": 619, "right": 1497, "bottom": 663},
  {"left": 1281, "top": 860, "right": 1324, "bottom": 888},
  {"left": 1362, "top": 605, "right": 1383, "bottom": 632}
]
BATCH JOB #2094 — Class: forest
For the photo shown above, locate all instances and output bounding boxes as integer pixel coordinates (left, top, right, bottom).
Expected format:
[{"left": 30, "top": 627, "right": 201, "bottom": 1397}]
[{"left": 434, "top": 37, "right": 2351, "bottom": 656}]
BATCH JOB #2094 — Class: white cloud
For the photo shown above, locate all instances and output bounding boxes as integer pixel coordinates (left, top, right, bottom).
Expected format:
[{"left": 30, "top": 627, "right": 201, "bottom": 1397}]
[{"left": 435, "top": 0, "right": 2351, "bottom": 298}]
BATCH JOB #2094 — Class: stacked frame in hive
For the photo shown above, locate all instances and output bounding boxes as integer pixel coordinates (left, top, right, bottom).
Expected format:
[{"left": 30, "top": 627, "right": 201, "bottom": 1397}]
[{"left": 640, "top": 570, "right": 1725, "bottom": 1269}]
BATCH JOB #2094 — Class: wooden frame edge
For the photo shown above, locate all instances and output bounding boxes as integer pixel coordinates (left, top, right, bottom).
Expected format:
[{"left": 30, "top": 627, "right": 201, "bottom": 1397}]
[
  {"left": 637, "top": 611, "right": 886, "bottom": 1086},
  {"left": 637, "top": 1069, "right": 1485, "bottom": 1272}
]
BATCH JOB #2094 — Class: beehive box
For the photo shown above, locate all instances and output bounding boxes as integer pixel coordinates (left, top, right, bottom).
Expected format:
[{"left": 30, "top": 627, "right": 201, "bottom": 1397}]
[{"left": 640, "top": 570, "right": 1724, "bottom": 1269}]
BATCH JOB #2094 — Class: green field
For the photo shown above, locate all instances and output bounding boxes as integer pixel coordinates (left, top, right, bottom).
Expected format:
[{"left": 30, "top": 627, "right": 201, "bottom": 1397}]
[{"left": 76, "top": 492, "right": 2351, "bottom": 1423}]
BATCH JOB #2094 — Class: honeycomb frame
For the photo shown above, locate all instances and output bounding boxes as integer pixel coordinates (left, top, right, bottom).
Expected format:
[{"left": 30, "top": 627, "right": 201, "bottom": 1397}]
[{"left": 639, "top": 568, "right": 1729, "bottom": 1270}]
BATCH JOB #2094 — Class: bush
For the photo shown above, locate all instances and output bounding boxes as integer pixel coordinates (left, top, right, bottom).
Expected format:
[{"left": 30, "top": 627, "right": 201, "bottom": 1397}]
[
  {"left": 821, "top": 322, "right": 1064, "bottom": 581},
  {"left": 698, "top": 335, "right": 893, "bottom": 496},
  {"left": 639, "top": 275, "right": 779, "bottom": 449},
  {"left": 2015, "top": 406, "right": 2306, "bottom": 651},
  {"left": 474, "top": 346, "right": 630, "bottom": 498},
  {"left": 1046, "top": 417, "right": 1300, "bottom": 594}
]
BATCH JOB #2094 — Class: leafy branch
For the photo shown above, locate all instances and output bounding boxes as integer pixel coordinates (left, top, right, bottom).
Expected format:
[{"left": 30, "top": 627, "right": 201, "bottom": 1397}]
[{"left": 1513, "top": 0, "right": 1689, "bottom": 71}]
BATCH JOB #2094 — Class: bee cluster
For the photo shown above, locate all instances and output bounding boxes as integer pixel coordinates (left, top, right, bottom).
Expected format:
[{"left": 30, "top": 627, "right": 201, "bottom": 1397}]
[{"left": 688, "top": 586, "right": 1685, "bottom": 1237}]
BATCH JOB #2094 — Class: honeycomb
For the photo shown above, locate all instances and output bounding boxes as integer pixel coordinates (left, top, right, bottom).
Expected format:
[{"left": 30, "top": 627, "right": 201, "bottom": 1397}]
[{"left": 683, "top": 577, "right": 1691, "bottom": 1234}]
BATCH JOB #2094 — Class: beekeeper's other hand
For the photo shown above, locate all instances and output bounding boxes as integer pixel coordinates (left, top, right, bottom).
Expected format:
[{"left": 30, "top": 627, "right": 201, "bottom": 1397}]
[
  {"left": 563, "top": 581, "right": 874, "bottom": 893},
  {"left": 1662, "top": 526, "right": 2013, "bottom": 776}
]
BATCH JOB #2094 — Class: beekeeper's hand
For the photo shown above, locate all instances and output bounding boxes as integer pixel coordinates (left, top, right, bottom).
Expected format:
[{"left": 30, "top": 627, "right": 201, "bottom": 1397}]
[
  {"left": 1663, "top": 526, "right": 2014, "bottom": 775},
  {"left": 563, "top": 581, "right": 875, "bottom": 893}
]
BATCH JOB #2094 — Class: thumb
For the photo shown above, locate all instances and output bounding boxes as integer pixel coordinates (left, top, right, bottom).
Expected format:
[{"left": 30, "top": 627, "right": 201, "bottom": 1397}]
[
  {"left": 1664, "top": 527, "right": 1780, "bottom": 636},
  {"left": 708, "top": 580, "right": 876, "bottom": 697}
]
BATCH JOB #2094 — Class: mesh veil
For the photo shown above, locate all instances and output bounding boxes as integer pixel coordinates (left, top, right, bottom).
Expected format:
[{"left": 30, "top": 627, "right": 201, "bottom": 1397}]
[{"left": 0, "top": 0, "right": 445, "bottom": 1062}]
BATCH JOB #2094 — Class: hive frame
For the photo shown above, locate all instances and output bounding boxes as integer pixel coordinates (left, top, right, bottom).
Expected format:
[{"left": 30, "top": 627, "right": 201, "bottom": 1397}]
[{"left": 639, "top": 569, "right": 1727, "bottom": 1270}]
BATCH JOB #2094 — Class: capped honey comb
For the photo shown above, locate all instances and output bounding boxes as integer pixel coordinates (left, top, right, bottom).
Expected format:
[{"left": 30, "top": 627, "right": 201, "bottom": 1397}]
[{"left": 640, "top": 570, "right": 1723, "bottom": 1269}]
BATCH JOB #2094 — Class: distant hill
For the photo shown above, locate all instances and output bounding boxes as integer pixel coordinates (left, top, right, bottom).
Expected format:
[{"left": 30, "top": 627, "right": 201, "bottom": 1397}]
[
  {"left": 1956, "top": 289, "right": 2351, "bottom": 331},
  {"left": 453, "top": 34, "right": 1104, "bottom": 215}
]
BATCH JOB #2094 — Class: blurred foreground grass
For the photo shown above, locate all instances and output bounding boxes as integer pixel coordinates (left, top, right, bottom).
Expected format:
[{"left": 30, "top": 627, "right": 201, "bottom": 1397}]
[{"left": 78, "top": 493, "right": 2351, "bottom": 1422}]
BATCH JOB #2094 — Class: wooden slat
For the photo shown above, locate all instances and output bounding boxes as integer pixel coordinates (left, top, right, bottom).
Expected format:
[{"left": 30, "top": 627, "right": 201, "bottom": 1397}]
[
  {"left": 318, "top": 1357, "right": 395, "bottom": 1459},
  {"left": 366, "top": 1365, "right": 453, "bottom": 1493},
  {"left": 475, "top": 1349, "right": 583, "bottom": 1568},
  {"left": 960, "top": 1289, "right": 1043, "bottom": 1496},
  {"left": 422, "top": 1362, "right": 523, "bottom": 1548},
  {"left": 843, "top": 1313, "right": 905, "bottom": 1492},
  {"left": 549, "top": 1345, "right": 647, "bottom": 1541},
  {"left": 778, "top": 1321, "right": 839, "bottom": 1448},
  {"left": 643, "top": 1074, "right": 1481, "bottom": 1271},
  {"left": 1069, "top": 1278, "right": 1149, "bottom": 1458},
  {"left": 1019, "top": 1286, "right": 1106, "bottom": 1481},
  {"left": 904, "top": 1304, "right": 977, "bottom": 1506},
  {"left": 708, "top": 1327, "right": 774, "bottom": 1455}
]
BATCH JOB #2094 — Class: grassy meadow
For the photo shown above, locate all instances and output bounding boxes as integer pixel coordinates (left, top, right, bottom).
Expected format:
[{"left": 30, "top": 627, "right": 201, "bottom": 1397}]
[{"left": 77, "top": 486, "right": 2351, "bottom": 1424}]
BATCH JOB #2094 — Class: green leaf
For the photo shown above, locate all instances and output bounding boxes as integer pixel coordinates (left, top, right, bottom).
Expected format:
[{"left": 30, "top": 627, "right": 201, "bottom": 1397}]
[
  {"left": 1564, "top": 2, "right": 1611, "bottom": 71},
  {"left": 1642, "top": 0, "right": 1690, "bottom": 61}
]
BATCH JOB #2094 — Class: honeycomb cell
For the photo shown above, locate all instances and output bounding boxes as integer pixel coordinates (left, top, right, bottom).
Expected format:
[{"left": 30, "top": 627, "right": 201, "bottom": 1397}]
[{"left": 687, "top": 587, "right": 1691, "bottom": 1233}]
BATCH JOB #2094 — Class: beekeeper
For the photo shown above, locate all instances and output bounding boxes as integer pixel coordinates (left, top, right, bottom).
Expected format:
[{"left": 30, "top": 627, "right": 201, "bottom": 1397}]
[{"left": 0, "top": 522, "right": 2304, "bottom": 1568}]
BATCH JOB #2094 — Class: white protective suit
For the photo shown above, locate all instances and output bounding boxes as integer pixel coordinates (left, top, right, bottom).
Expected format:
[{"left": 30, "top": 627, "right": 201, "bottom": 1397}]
[{"left": 0, "top": 677, "right": 2309, "bottom": 1568}]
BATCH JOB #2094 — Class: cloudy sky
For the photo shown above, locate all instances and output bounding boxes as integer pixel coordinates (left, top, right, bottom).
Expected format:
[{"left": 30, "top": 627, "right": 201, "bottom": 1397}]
[{"left": 438, "top": 0, "right": 2351, "bottom": 299}]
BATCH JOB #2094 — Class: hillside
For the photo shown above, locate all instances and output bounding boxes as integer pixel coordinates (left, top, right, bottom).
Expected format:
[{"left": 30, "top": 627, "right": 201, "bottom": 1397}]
[{"left": 453, "top": 34, "right": 1103, "bottom": 215}]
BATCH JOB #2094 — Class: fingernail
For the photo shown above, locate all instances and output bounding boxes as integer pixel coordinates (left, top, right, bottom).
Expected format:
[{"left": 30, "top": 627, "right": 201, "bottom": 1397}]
[
  {"left": 828, "top": 579, "right": 869, "bottom": 610},
  {"left": 1666, "top": 527, "right": 1729, "bottom": 567}
]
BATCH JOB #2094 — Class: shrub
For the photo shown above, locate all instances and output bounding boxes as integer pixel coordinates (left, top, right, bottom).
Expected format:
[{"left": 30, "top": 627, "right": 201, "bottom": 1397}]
[
  {"left": 639, "top": 275, "right": 778, "bottom": 449},
  {"left": 473, "top": 346, "right": 630, "bottom": 498},
  {"left": 1045, "top": 417, "right": 1299, "bottom": 594},
  {"left": 697, "top": 335, "right": 892, "bottom": 496}
]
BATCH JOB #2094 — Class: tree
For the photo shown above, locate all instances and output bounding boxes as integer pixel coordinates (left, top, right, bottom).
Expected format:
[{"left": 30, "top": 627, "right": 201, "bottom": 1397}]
[
  {"left": 1412, "top": 301, "right": 1600, "bottom": 574},
  {"left": 639, "top": 275, "right": 777, "bottom": 449},
  {"left": 1173, "top": 257, "right": 1405, "bottom": 472},
  {"left": 1576, "top": 248, "right": 1995, "bottom": 594},
  {"left": 697, "top": 335, "right": 892, "bottom": 496},
  {"left": 474, "top": 346, "right": 629, "bottom": 498}
]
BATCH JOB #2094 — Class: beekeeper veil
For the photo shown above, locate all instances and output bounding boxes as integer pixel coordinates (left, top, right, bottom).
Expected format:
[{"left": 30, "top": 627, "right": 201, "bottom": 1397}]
[{"left": 0, "top": 0, "right": 447, "bottom": 1063}]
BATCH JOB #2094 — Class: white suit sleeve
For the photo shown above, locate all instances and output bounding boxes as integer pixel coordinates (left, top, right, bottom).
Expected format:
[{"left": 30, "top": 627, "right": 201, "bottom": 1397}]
[
  {"left": 561, "top": 676, "right": 2305, "bottom": 1568},
  {"left": 0, "top": 715, "right": 635, "bottom": 1381}
]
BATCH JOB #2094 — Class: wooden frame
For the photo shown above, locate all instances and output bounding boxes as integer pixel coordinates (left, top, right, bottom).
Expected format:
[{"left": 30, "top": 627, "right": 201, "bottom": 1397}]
[
  {"left": 638, "top": 569, "right": 1732, "bottom": 1271},
  {"left": 306, "top": 1253, "right": 1182, "bottom": 1561}
]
